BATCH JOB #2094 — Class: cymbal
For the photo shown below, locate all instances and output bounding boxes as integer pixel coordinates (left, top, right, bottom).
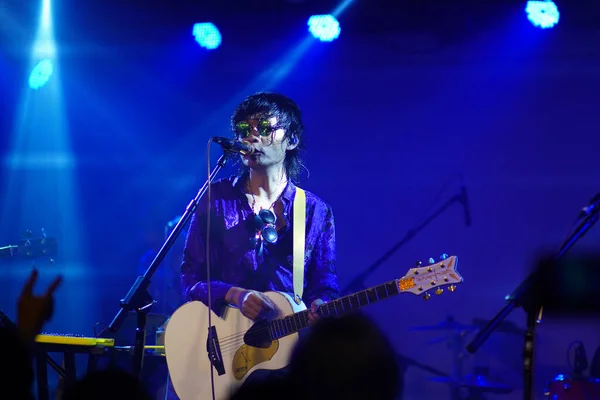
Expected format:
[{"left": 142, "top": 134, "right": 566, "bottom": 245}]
[
  {"left": 409, "top": 316, "right": 526, "bottom": 336},
  {"left": 429, "top": 374, "right": 513, "bottom": 394},
  {"left": 471, "top": 318, "right": 526, "bottom": 336}
]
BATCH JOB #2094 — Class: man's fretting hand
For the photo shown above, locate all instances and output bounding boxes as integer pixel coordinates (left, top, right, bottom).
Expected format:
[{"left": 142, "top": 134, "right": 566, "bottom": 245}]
[{"left": 308, "top": 299, "right": 324, "bottom": 326}]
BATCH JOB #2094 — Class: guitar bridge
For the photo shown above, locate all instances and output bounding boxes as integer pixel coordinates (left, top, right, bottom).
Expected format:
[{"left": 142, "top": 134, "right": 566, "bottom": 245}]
[{"left": 207, "top": 326, "right": 225, "bottom": 376}]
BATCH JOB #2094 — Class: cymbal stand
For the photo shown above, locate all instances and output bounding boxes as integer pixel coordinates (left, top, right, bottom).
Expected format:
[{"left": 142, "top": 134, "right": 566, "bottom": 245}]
[{"left": 447, "top": 324, "right": 470, "bottom": 400}]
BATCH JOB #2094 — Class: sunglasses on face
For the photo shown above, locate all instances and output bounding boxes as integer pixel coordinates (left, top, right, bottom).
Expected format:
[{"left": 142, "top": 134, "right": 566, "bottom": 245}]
[
  {"left": 249, "top": 209, "right": 278, "bottom": 255},
  {"left": 234, "top": 119, "right": 280, "bottom": 139}
]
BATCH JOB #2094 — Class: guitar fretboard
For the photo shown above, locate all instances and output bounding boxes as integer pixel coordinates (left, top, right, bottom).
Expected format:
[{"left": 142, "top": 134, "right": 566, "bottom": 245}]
[{"left": 268, "top": 280, "right": 399, "bottom": 340}]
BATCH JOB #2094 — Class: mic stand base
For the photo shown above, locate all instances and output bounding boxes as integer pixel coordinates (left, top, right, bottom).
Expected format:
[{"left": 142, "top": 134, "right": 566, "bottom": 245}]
[
  {"left": 132, "top": 306, "right": 148, "bottom": 378},
  {"left": 130, "top": 294, "right": 154, "bottom": 378}
]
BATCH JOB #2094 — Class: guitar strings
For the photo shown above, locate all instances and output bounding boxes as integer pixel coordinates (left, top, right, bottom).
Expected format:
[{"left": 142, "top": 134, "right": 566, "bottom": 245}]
[
  {"left": 216, "top": 290, "right": 363, "bottom": 346},
  {"left": 217, "top": 331, "right": 278, "bottom": 353},
  {"left": 215, "top": 314, "right": 309, "bottom": 346},
  {"left": 217, "top": 327, "right": 269, "bottom": 345},
  {"left": 217, "top": 331, "right": 248, "bottom": 344},
  {"left": 211, "top": 323, "right": 312, "bottom": 355},
  {"left": 209, "top": 324, "right": 288, "bottom": 352}
]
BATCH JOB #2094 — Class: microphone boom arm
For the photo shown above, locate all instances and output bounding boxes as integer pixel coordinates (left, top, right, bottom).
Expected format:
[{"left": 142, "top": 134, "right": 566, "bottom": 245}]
[{"left": 342, "top": 191, "right": 464, "bottom": 295}]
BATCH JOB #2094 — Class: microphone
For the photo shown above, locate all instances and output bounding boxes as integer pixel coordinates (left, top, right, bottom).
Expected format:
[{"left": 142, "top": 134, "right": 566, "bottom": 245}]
[
  {"left": 460, "top": 185, "right": 472, "bottom": 227},
  {"left": 212, "top": 137, "right": 254, "bottom": 156},
  {"left": 579, "top": 193, "right": 600, "bottom": 218}
]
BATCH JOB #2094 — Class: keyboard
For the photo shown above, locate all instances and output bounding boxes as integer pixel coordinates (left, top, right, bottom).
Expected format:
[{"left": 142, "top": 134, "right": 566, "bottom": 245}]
[{"left": 35, "top": 333, "right": 115, "bottom": 347}]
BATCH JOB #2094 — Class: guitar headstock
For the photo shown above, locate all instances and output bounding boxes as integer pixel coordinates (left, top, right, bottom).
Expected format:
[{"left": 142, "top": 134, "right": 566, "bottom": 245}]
[
  {"left": 398, "top": 254, "right": 462, "bottom": 300},
  {"left": 0, "top": 229, "right": 57, "bottom": 261}
]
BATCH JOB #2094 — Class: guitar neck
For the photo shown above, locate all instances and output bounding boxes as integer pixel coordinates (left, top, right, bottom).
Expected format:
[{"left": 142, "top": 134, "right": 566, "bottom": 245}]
[
  {"left": 268, "top": 280, "right": 400, "bottom": 340},
  {"left": 0, "top": 246, "right": 17, "bottom": 259},
  {"left": 0, "top": 238, "right": 57, "bottom": 260}
]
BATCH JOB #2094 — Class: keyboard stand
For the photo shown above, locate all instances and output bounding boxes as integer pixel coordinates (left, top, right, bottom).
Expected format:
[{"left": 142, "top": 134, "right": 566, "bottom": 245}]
[{"left": 34, "top": 342, "right": 111, "bottom": 400}]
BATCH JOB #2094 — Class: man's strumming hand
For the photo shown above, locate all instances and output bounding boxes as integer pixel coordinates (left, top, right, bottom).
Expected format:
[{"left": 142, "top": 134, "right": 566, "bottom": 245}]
[{"left": 226, "top": 287, "right": 276, "bottom": 321}]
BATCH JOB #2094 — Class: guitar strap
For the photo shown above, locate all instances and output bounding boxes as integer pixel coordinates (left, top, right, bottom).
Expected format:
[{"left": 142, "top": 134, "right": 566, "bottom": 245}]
[{"left": 293, "top": 187, "right": 306, "bottom": 305}]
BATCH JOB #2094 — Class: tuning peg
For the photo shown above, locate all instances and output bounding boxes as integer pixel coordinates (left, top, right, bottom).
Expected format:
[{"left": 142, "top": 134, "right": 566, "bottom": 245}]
[
  {"left": 415, "top": 261, "right": 422, "bottom": 267},
  {"left": 41, "top": 228, "right": 47, "bottom": 238},
  {"left": 428, "top": 257, "right": 435, "bottom": 264},
  {"left": 448, "top": 285, "right": 456, "bottom": 292},
  {"left": 423, "top": 292, "right": 431, "bottom": 300},
  {"left": 435, "top": 288, "right": 443, "bottom": 295},
  {"left": 440, "top": 253, "right": 448, "bottom": 260}
]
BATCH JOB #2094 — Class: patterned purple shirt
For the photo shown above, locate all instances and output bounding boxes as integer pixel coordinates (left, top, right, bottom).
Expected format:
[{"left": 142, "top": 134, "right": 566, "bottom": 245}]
[{"left": 181, "top": 174, "right": 339, "bottom": 312}]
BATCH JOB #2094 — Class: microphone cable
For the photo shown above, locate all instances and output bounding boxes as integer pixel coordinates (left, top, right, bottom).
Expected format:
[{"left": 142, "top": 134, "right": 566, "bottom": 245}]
[{"left": 206, "top": 138, "right": 216, "bottom": 400}]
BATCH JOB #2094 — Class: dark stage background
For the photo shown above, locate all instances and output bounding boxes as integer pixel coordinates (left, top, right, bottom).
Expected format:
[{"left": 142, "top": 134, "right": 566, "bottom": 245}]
[{"left": 2, "top": 0, "right": 600, "bottom": 399}]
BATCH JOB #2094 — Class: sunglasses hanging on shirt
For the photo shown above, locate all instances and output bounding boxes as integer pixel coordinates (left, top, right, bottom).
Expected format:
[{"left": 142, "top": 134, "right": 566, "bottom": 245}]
[{"left": 249, "top": 209, "right": 278, "bottom": 256}]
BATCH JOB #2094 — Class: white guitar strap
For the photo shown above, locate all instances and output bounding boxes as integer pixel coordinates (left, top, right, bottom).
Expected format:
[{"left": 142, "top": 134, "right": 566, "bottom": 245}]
[{"left": 293, "top": 187, "right": 306, "bottom": 305}]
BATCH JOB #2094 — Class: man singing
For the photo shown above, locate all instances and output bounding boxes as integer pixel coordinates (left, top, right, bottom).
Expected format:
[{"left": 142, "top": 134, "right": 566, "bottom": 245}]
[{"left": 181, "top": 91, "right": 339, "bottom": 328}]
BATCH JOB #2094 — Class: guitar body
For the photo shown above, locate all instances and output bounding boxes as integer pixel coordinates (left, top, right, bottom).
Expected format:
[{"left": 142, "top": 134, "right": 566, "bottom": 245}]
[{"left": 165, "top": 291, "right": 307, "bottom": 400}]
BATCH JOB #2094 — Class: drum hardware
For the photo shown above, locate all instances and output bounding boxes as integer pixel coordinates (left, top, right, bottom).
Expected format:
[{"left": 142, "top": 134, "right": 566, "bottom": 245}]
[
  {"left": 544, "top": 374, "right": 600, "bottom": 400},
  {"left": 466, "top": 193, "right": 600, "bottom": 400},
  {"left": 411, "top": 315, "right": 522, "bottom": 400},
  {"left": 542, "top": 341, "right": 600, "bottom": 399},
  {"left": 410, "top": 315, "right": 473, "bottom": 390},
  {"left": 429, "top": 366, "right": 513, "bottom": 400}
]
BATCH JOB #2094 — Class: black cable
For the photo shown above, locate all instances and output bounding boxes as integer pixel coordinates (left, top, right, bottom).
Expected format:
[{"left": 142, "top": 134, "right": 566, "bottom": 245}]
[
  {"left": 94, "top": 322, "right": 107, "bottom": 338},
  {"left": 206, "top": 139, "right": 216, "bottom": 400},
  {"left": 566, "top": 340, "right": 581, "bottom": 373}
]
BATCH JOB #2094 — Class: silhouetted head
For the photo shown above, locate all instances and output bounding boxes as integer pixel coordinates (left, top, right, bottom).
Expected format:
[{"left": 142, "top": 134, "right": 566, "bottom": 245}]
[{"left": 288, "top": 313, "right": 401, "bottom": 400}]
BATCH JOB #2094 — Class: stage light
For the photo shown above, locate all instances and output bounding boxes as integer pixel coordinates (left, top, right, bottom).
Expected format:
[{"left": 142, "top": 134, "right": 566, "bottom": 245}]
[
  {"left": 28, "top": 59, "right": 53, "bottom": 89},
  {"left": 307, "top": 14, "right": 341, "bottom": 42},
  {"left": 193, "top": 22, "right": 222, "bottom": 50},
  {"left": 525, "top": 0, "right": 560, "bottom": 29}
]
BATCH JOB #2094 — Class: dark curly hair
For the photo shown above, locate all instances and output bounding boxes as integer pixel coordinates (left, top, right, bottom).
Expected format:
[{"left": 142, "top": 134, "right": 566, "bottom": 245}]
[{"left": 230, "top": 92, "right": 305, "bottom": 182}]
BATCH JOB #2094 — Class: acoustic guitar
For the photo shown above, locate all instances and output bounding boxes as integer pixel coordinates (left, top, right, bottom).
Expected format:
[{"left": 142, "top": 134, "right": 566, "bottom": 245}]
[{"left": 165, "top": 255, "right": 462, "bottom": 400}]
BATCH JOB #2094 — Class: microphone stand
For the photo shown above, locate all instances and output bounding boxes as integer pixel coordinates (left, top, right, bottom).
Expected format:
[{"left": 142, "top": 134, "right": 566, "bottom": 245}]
[
  {"left": 466, "top": 193, "right": 600, "bottom": 400},
  {"left": 102, "top": 152, "right": 232, "bottom": 379},
  {"left": 342, "top": 192, "right": 464, "bottom": 295}
]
